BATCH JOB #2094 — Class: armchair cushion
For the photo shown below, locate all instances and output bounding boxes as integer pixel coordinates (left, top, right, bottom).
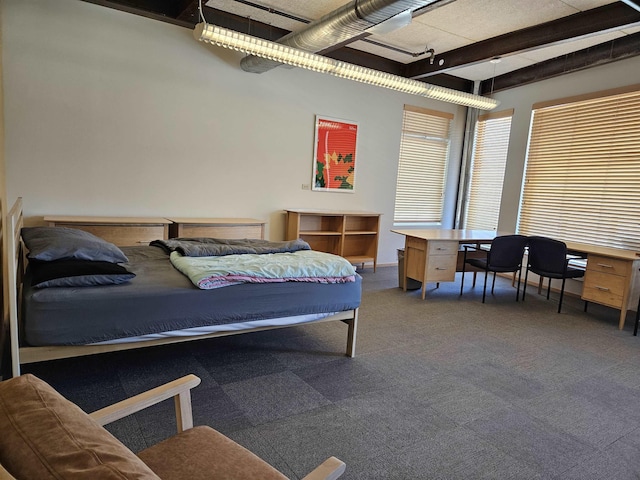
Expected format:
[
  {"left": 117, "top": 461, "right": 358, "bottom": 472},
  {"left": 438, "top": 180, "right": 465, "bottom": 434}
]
[
  {"left": 138, "top": 426, "right": 287, "bottom": 480},
  {"left": 0, "top": 374, "right": 160, "bottom": 480}
]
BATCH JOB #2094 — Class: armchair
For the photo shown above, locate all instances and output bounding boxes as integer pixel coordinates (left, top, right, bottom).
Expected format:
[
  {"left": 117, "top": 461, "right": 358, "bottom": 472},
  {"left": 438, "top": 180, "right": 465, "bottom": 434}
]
[{"left": 0, "top": 374, "right": 345, "bottom": 480}]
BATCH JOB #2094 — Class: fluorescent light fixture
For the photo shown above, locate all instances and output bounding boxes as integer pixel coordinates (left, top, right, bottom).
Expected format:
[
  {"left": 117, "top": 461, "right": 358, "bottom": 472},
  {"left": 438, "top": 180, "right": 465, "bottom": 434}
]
[
  {"left": 193, "top": 22, "right": 499, "bottom": 110},
  {"left": 366, "top": 10, "right": 413, "bottom": 35}
]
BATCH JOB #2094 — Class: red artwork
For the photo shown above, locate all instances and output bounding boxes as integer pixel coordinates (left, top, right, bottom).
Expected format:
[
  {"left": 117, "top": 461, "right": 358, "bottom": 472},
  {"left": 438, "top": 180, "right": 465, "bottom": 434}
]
[{"left": 313, "top": 116, "right": 358, "bottom": 192}]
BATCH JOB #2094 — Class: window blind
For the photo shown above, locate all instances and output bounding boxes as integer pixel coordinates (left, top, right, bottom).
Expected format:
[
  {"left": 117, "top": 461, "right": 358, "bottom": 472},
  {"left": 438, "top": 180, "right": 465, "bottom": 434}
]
[
  {"left": 464, "top": 109, "right": 513, "bottom": 230},
  {"left": 518, "top": 85, "right": 640, "bottom": 250},
  {"left": 394, "top": 105, "right": 453, "bottom": 224}
]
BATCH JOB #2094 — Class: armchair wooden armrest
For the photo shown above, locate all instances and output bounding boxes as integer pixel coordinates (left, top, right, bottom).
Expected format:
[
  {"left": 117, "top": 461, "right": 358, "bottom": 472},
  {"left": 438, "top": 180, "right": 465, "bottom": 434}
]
[
  {"left": 301, "top": 456, "right": 346, "bottom": 480},
  {"left": 0, "top": 464, "right": 17, "bottom": 480},
  {"left": 89, "top": 374, "right": 201, "bottom": 432}
]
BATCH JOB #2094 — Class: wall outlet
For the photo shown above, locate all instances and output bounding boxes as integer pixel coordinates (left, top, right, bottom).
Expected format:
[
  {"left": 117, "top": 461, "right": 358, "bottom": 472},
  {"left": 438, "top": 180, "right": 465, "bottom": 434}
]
[{"left": 301, "top": 184, "right": 310, "bottom": 190}]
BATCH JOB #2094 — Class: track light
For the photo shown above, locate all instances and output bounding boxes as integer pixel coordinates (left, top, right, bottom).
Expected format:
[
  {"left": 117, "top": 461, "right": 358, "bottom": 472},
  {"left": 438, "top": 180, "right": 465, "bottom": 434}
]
[{"left": 193, "top": 22, "right": 499, "bottom": 110}]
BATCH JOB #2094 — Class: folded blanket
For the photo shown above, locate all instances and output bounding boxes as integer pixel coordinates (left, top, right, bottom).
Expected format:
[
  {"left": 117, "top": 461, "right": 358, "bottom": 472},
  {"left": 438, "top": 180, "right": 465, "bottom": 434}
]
[
  {"left": 151, "top": 237, "right": 310, "bottom": 257},
  {"left": 170, "top": 250, "right": 357, "bottom": 289}
]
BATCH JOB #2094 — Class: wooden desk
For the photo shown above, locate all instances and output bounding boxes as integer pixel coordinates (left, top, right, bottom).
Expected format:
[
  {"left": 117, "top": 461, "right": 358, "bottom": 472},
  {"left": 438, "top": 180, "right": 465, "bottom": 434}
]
[
  {"left": 565, "top": 241, "right": 640, "bottom": 330},
  {"left": 393, "top": 229, "right": 640, "bottom": 329},
  {"left": 392, "top": 229, "right": 503, "bottom": 300}
]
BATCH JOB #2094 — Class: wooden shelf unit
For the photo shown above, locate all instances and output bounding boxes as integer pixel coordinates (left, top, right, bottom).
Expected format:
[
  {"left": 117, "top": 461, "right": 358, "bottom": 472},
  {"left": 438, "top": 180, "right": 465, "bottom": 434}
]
[{"left": 285, "top": 209, "right": 380, "bottom": 271}]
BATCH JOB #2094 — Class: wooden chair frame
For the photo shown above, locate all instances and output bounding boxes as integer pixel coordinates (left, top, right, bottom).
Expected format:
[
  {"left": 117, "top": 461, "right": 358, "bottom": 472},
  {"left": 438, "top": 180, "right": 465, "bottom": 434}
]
[
  {"left": 0, "top": 374, "right": 345, "bottom": 480},
  {"left": 94, "top": 375, "right": 346, "bottom": 480}
]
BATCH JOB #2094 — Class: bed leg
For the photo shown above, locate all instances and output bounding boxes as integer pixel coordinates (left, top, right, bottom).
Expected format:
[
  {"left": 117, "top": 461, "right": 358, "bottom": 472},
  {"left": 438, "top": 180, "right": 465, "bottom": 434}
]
[{"left": 345, "top": 309, "right": 358, "bottom": 358}]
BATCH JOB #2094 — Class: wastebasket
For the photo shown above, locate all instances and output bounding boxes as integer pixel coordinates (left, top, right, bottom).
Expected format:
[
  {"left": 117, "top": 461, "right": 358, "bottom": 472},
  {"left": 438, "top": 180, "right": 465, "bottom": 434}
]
[{"left": 397, "top": 249, "right": 422, "bottom": 290}]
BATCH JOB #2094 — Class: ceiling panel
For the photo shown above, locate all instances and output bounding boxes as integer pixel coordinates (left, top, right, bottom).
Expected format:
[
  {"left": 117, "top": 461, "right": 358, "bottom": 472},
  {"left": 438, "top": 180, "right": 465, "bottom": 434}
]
[
  {"left": 363, "top": 21, "right": 472, "bottom": 63},
  {"left": 446, "top": 55, "right": 535, "bottom": 82},
  {"left": 411, "top": 0, "right": 582, "bottom": 41}
]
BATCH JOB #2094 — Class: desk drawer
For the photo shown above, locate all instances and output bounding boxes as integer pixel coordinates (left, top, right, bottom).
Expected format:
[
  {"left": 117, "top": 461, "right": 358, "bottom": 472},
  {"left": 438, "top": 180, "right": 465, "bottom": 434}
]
[
  {"left": 587, "top": 255, "right": 630, "bottom": 276},
  {"left": 426, "top": 254, "right": 457, "bottom": 282},
  {"left": 582, "top": 286, "right": 624, "bottom": 309},
  {"left": 428, "top": 241, "right": 458, "bottom": 256},
  {"left": 582, "top": 270, "right": 626, "bottom": 308},
  {"left": 584, "top": 270, "right": 626, "bottom": 295},
  {"left": 407, "top": 236, "right": 427, "bottom": 252}
]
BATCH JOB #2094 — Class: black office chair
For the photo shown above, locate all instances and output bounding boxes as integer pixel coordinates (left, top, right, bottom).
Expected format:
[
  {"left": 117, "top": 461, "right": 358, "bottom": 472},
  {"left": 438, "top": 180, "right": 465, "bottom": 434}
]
[
  {"left": 523, "top": 236, "right": 585, "bottom": 313},
  {"left": 460, "top": 235, "right": 528, "bottom": 303}
]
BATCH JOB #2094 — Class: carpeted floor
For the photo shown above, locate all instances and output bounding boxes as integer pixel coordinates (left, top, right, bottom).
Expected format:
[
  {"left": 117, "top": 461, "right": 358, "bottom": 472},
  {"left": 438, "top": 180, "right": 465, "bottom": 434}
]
[{"left": 25, "top": 266, "right": 640, "bottom": 479}]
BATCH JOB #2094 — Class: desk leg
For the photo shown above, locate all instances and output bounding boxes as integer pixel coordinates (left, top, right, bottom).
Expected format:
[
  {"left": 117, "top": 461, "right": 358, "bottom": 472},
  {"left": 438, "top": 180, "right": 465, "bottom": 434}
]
[
  {"left": 619, "top": 308, "right": 627, "bottom": 330},
  {"left": 421, "top": 240, "right": 429, "bottom": 300},
  {"left": 402, "top": 239, "right": 408, "bottom": 292}
]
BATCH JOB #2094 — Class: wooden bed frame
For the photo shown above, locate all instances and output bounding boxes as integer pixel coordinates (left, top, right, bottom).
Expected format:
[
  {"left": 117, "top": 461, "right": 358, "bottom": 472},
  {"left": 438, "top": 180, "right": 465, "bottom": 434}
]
[{"left": 5, "top": 198, "right": 358, "bottom": 377}]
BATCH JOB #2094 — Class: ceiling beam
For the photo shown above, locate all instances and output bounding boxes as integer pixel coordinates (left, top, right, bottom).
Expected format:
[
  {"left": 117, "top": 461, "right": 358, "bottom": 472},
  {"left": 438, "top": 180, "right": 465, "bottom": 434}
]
[
  {"left": 403, "top": 2, "right": 640, "bottom": 80},
  {"left": 480, "top": 31, "right": 640, "bottom": 94},
  {"left": 81, "top": 0, "right": 197, "bottom": 28},
  {"left": 175, "top": 1, "right": 199, "bottom": 23}
]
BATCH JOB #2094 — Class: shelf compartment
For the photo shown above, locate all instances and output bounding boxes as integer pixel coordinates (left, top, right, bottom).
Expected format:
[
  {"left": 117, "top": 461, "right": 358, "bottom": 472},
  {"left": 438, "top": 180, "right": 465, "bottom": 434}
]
[
  {"left": 302, "top": 235, "right": 341, "bottom": 255},
  {"left": 345, "top": 216, "right": 379, "bottom": 233},
  {"left": 285, "top": 209, "right": 380, "bottom": 271},
  {"left": 299, "top": 215, "right": 343, "bottom": 234}
]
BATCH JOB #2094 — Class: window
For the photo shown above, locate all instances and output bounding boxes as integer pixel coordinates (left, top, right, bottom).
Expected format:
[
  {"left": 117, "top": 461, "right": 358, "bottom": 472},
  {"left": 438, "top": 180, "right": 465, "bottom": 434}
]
[
  {"left": 463, "top": 109, "right": 513, "bottom": 230},
  {"left": 518, "top": 85, "right": 640, "bottom": 250},
  {"left": 394, "top": 105, "right": 453, "bottom": 224}
]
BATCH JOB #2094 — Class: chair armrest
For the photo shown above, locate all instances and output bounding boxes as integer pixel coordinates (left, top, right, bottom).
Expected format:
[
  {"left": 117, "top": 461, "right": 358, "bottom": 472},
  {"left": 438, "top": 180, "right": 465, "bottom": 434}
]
[
  {"left": 89, "top": 374, "right": 201, "bottom": 432},
  {"left": 462, "top": 243, "right": 490, "bottom": 264},
  {"left": 0, "top": 464, "right": 17, "bottom": 480},
  {"left": 301, "top": 456, "right": 346, "bottom": 480}
]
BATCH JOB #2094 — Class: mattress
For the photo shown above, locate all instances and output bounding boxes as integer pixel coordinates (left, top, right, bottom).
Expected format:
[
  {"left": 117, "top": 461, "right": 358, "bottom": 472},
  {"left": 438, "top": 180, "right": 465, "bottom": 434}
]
[{"left": 22, "top": 246, "right": 362, "bottom": 346}]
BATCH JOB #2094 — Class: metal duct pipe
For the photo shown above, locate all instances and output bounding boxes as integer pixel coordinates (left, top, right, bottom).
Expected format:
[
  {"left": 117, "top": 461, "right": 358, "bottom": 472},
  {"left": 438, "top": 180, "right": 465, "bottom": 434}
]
[{"left": 240, "top": 0, "right": 443, "bottom": 73}]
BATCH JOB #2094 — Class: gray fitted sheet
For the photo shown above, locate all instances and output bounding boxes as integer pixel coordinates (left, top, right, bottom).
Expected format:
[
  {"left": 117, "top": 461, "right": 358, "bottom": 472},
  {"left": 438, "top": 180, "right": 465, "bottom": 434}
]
[{"left": 22, "top": 246, "right": 362, "bottom": 346}]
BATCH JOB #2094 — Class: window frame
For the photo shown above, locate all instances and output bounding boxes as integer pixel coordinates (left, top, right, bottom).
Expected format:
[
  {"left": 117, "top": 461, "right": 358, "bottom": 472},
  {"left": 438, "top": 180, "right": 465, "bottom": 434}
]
[
  {"left": 517, "top": 84, "right": 640, "bottom": 251},
  {"left": 462, "top": 109, "right": 513, "bottom": 231},
  {"left": 394, "top": 105, "right": 454, "bottom": 226}
]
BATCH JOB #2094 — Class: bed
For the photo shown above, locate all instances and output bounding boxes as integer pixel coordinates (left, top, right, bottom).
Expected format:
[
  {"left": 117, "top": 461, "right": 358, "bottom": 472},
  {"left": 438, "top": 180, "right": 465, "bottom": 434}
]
[{"left": 6, "top": 198, "right": 360, "bottom": 377}]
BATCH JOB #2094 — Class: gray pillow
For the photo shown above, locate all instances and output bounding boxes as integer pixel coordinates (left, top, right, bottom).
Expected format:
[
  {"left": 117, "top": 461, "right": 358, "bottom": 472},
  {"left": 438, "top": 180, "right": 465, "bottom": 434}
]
[
  {"left": 29, "top": 260, "right": 136, "bottom": 288},
  {"left": 21, "top": 227, "right": 129, "bottom": 263}
]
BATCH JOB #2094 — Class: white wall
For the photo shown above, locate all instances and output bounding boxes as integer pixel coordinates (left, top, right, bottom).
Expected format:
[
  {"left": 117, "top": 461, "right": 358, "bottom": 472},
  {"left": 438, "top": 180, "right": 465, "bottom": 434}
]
[{"left": 2, "top": 0, "right": 468, "bottom": 265}]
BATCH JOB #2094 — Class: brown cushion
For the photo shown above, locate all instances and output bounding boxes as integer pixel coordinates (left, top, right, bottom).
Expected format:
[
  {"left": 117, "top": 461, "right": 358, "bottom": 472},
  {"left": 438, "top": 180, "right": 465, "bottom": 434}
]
[
  {"left": 138, "top": 426, "right": 288, "bottom": 480},
  {"left": 0, "top": 374, "right": 160, "bottom": 480}
]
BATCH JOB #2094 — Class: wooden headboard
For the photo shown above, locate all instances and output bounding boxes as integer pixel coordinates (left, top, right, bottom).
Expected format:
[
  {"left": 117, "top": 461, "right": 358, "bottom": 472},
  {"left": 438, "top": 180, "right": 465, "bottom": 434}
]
[
  {"left": 43, "top": 216, "right": 171, "bottom": 247},
  {"left": 44, "top": 216, "right": 266, "bottom": 246}
]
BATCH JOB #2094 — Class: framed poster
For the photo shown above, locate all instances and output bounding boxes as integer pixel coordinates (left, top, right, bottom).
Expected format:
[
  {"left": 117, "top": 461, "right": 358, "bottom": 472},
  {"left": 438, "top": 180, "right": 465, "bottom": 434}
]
[{"left": 313, "top": 115, "right": 358, "bottom": 192}]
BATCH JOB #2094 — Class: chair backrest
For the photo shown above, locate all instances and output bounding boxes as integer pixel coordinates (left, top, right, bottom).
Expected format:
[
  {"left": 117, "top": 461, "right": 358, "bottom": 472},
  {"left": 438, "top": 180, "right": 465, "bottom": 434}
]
[
  {"left": 527, "top": 236, "right": 568, "bottom": 274},
  {"left": 487, "top": 235, "right": 528, "bottom": 269}
]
